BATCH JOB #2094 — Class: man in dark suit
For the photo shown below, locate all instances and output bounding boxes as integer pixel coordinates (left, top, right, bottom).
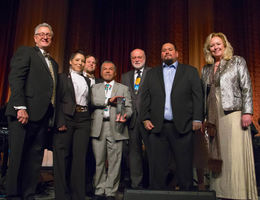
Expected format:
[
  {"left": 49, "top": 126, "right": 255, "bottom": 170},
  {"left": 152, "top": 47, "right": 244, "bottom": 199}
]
[
  {"left": 5, "top": 23, "right": 58, "bottom": 200},
  {"left": 121, "top": 49, "right": 151, "bottom": 189},
  {"left": 82, "top": 54, "right": 103, "bottom": 197},
  {"left": 140, "top": 43, "right": 203, "bottom": 190},
  {"left": 83, "top": 55, "right": 103, "bottom": 86}
]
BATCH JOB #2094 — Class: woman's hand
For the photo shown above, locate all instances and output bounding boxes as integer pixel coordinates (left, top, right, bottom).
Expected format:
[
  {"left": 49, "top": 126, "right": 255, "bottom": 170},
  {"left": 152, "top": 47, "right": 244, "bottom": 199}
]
[{"left": 241, "top": 114, "right": 252, "bottom": 128}]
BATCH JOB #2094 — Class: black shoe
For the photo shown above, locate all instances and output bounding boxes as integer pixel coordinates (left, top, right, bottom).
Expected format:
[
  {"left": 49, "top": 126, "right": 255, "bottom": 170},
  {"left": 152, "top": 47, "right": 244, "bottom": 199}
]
[
  {"left": 92, "top": 195, "right": 105, "bottom": 200},
  {"left": 106, "top": 196, "right": 115, "bottom": 200}
]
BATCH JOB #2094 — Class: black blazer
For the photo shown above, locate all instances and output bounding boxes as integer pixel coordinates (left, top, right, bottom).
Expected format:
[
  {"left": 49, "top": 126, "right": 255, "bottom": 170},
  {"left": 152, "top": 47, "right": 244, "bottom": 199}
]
[
  {"left": 55, "top": 73, "right": 91, "bottom": 128},
  {"left": 121, "top": 66, "right": 151, "bottom": 128},
  {"left": 6, "top": 46, "right": 58, "bottom": 121},
  {"left": 140, "top": 63, "right": 203, "bottom": 134}
]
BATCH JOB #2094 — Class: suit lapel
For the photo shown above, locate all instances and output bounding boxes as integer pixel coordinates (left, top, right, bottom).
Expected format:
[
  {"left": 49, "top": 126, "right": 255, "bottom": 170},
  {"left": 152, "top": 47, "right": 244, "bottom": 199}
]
[
  {"left": 67, "top": 73, "right": 76, "bottom": 103},
  {"left": 172, "top": 63, "right": 184, "bottom": 90},
  {"left": 84, "top": 76, "right": 91, "bottom": 103},
  {"left": 98, "top": 83, "right": 106, "bottom": 100},
  {"left": 111, "top": 82, "right": 119, "bottom": 97},
  {"left": 127, "top": 70, "right": 135, "bottom": 95},
  {"left": 129, "top": 70, "right": 135, "bottom": 89},
  {"left": 139, "top": 67, "right": 148, "bottom": 91},
  {"left": 157, "top": 66, "right": 166, "bottom": 92},
  {"left": 34, "top": 46, "right": 53, "bottom": 78}
]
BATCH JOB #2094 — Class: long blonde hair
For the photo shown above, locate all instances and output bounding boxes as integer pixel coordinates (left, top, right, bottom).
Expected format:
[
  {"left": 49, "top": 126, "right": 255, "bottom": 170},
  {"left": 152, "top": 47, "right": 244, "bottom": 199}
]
[{"left": 203, "top": 32, "right": 233, "bottom": 64}]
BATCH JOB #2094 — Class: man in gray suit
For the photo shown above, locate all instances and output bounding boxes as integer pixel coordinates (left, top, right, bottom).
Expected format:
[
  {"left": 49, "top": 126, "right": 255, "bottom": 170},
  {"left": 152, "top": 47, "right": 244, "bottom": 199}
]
[
  {"left": 91, "top": 61, "right": 132, "bottom": 200},
  {"left": 121, "top": 49, "right": 151, "bottom": 189}
]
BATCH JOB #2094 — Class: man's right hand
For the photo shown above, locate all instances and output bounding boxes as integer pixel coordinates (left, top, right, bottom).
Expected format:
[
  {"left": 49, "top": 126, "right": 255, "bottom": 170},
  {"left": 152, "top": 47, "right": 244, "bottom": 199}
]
[
  {"left": 17, "top": 109, "right": 29, "bottom": 124},
  {"left": 58, "top": 125, "right": 67, "bottom": 131},
  {"left": 143, "top": 120, "right": 154, "bottom": 131},
  {"left": 109, "top": 96, "right": 124, "bottom": 105}
]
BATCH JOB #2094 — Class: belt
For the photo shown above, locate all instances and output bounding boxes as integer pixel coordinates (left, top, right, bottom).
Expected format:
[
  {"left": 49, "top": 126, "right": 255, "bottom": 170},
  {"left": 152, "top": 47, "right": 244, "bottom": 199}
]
[
  {"left": 103, "top": 117, "right": 110, "bottom": 121},
  {"left": 75, "top": 105, "right": 88, "bottom": 112}
]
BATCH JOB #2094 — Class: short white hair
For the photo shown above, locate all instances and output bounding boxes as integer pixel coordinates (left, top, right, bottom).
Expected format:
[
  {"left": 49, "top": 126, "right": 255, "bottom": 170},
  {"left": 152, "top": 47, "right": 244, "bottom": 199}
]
[{"left": 34, "top": 23, "right": 53, "bottom": 36}]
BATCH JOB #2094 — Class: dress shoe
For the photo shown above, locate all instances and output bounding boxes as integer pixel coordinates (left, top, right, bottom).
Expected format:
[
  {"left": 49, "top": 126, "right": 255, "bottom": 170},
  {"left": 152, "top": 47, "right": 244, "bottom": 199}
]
[
  {"left": 106, "top": 196, "right": 115, "bottom": 200},
  {"left": 92, "top": 195, "right": 105, "bottom": 200}
]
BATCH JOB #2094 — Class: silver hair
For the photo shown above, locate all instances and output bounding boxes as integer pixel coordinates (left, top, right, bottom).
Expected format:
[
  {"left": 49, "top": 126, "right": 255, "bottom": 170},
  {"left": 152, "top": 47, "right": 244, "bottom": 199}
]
[
  {"left": 34, "top": 23, "right": 53, "bottom": 36},
  {"left": 101, "top": 60, "right": 117, "bottom": 72}
]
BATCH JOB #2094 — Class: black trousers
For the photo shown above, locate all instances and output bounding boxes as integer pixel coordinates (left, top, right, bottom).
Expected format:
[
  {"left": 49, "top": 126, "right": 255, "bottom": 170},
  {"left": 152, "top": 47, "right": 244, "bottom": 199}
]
[
  {"left": 128, "top": 122, "right": 150, "bottom": 188},
  {"left": 148, "top": 121, "right": 193, "bottom": 190},
  {"left": 6, "top": 106, "right": 52, "bottom": 200},
  {"left": 53, "top": 111, "right": 91, "bottom": 200}
]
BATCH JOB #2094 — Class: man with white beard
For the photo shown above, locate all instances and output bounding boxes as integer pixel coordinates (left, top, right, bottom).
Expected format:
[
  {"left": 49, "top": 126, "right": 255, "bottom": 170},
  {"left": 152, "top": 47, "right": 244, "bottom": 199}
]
[{"left": 121, "top": 49, "right": 151, "bottom": 189}]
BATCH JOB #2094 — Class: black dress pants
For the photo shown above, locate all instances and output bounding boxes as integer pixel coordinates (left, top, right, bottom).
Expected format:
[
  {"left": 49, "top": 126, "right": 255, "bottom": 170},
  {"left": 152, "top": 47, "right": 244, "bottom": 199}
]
[
  {"left": 6, "top": 107, "right": 51, "bottom": 200},
  {"left": 53, "top": 111, "right": 91, "bottom": 200},
  {"left": 148, "top": 121, "right": 193, "bottom": 190}
]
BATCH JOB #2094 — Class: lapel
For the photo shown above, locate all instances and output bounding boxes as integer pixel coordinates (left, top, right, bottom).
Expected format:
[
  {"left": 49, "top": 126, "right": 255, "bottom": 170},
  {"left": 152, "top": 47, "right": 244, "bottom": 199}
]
[
  {"left": 157, "top": 66, "right": 166, "bottom": 92},
  {"left": 97, "top": 82, "right": 106, "bottom": 100},
  {"left": 67, "top": 73, "right": 76, "bottom": 103},
  {"left": 83, "top": 76, "right": 91, "bottom": 103},
  {"left": 111, "top": 81, "right": 119, "bottom": 97},
  {"left": 139, "top": 67, "right": 148, "bottom": 91},
  {"left": 172, "top": 63, "right": 184, "bottom": 90},
  {"left": 34, "top": 46, "right": 53, "bottom": 79},
  {"left": 129, "top": 70, "right": 135, "bottom": 92},
  {"left": 219, "top": 59, "right": 229, "bottom": 76}
]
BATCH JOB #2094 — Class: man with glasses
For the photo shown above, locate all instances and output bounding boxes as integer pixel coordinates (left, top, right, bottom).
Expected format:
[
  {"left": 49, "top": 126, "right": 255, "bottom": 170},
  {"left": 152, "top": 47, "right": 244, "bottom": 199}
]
[{"left": 5, "top": 23, "right": 58, "bottom": 200}]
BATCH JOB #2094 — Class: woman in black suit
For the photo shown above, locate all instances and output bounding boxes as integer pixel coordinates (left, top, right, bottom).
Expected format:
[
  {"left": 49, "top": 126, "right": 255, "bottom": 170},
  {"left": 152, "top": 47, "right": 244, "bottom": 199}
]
[{"left": 53, "top": 50, "right": 91, "bottom": 200}]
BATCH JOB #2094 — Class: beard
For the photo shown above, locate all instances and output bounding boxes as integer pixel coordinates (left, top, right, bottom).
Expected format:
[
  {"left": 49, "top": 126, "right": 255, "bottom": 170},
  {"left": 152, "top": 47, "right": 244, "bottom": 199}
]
[{"left": 164, "top": 59, "right": 174, "bottom": 66}]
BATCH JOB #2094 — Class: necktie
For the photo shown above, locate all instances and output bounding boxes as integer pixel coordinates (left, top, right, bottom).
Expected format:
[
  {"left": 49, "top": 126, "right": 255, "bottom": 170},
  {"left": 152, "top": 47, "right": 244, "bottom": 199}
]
[
  {"left": 105, "top": 83, "right": 111, "bottom": 92},
  {"left": 43, "top": 52, "right": 56, "bottom": 105},
  {"left": 134, "top": 70, "right": 141, "bottom": 94},
  {"left": 104, "top": 83, "right": 111, "bottom": 112}
]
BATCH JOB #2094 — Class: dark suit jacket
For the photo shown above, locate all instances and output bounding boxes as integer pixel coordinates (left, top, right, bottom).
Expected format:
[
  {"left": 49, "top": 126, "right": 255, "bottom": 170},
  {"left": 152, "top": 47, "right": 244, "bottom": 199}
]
[
  {"left": 55, "top": 73, "right": 91, "bottom": 128},
  {"left": 121, "top": 66, "right": 151, "bottom": 129},
  {"left": 94, "top": 77, "right": 103, "bottom": 84},
  {"left": 140, "top": 63, "right": 203, "bottom": 134},
  {"left": 6, "top": 46, "right": 58, "bottom": 121}
]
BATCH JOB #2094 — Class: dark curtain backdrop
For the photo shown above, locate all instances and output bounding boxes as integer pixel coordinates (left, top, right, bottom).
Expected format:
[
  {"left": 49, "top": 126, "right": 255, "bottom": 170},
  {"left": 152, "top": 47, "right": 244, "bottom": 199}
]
[{"left": 0, "top": 0, "right": 259, "bottom": 127}]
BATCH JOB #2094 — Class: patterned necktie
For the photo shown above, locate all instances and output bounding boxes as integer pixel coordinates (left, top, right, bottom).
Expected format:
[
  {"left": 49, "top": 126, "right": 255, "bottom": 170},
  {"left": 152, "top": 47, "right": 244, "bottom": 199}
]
[
  {"left": 104, "top": 83, "right": 111, "bottom": 112},
  {"left": 43, "top": 52, "right": 56, "bottom": 105},
  {"left": 134, "top": 70, "right": 141, "bottom": 94},
  {"left": 105, "top": 83, "right": 111, "bottom": 92}
]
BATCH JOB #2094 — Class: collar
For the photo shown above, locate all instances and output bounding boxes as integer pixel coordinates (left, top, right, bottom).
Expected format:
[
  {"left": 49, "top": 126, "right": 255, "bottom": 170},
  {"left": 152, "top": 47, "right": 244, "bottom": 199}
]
[
  {"left": 163, "top": 61, "right": 178, "bottom": 69},
  {"left": 104, "top": 80, "right": 115, "bottom": 87},
  {"left": 70, "top": 68, "right": 83, "bottom": 76},
  {"left": 134, "top": 67, "right": 144, "bottom": 74}
]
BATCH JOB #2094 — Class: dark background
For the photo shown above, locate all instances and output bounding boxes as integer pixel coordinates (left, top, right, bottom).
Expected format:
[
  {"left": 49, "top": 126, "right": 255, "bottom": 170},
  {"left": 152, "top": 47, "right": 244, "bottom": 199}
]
[{"left": 0, "top": 0, "right": 259, "bottom": 127}]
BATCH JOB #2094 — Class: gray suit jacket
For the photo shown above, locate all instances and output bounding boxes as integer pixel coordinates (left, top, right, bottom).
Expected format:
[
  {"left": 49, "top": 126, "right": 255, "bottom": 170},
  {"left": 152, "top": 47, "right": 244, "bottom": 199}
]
[
  {"left": 121, "top": 66, "right": 151, "bottom": 129},
  {"left": 90, "top": 81, "right": 132, "bottom": 140}
]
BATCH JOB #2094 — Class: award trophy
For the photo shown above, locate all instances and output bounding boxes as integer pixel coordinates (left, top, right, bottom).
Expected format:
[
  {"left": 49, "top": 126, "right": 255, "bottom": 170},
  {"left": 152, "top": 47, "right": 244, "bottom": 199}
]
[{"left": 116, "top": 97, "right": 125, "bottom": 132}]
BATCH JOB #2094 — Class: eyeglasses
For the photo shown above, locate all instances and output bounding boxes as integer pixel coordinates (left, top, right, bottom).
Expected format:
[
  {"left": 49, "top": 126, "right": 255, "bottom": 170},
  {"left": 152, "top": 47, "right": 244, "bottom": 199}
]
[
  {"left": 35, "top": 32, "right": 53, "bottom": 38},
  {"left": 131, "top": 56, "right": 143, "bottom": 60}
]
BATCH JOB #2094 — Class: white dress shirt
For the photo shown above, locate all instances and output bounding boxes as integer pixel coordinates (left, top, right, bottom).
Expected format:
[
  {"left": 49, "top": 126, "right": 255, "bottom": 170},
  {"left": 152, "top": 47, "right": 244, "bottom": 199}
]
[{"left": 70, "top": 68, "right": 89, "bottom": 106}]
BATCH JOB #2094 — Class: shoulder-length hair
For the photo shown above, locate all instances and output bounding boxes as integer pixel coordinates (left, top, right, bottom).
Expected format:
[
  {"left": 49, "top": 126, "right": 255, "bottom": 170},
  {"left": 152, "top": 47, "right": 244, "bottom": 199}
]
[{"left": 203, "top": 32, "right": 233, "bottom": 64}]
